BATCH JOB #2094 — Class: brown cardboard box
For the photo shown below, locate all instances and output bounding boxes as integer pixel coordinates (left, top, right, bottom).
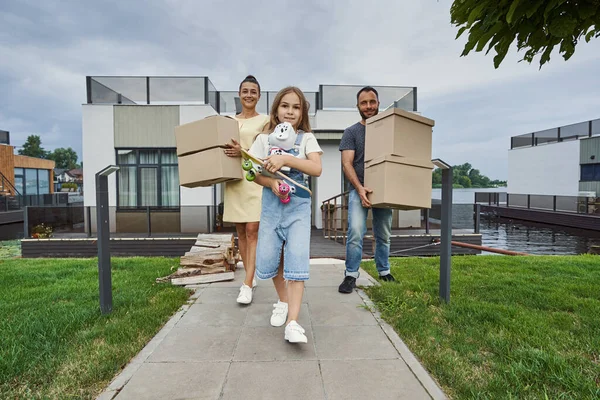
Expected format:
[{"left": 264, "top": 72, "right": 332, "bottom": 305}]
[
  {"left": 364, "top": 155, "right": 433, "bottom": 210},
  {"left": 365, "top": 108, "right": 434, "bottom": 163},
  {"left": 175, "top": 115, "right": 239, "bottom": 156},
  {"left": 178, "top": 148, "right": 243, "bottom": 188}
]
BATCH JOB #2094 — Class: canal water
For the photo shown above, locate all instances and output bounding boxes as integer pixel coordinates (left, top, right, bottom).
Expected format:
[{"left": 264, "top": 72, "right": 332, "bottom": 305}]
[{"left": 431, "top": 188, "right": 600, "bottom": 255}]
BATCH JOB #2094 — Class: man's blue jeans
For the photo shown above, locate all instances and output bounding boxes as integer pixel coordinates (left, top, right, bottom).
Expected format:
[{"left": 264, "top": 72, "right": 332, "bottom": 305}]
[{"left": 345, "top": 188, "right": 393, "bottom": 278}]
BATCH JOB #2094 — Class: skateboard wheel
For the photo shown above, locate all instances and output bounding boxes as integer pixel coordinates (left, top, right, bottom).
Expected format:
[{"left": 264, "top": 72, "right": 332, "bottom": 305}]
[
  {"left": 278, "top": 182, "right": 290, "bottom": 196},
  {"left": 245, "top": 170, "right": 256, "bottom": 181},
  {"left": 280, "top": 196, "right": 290, "bottom": 204},
  {"left": 242, "top": 159, "right": 253, "bottom": 171}
]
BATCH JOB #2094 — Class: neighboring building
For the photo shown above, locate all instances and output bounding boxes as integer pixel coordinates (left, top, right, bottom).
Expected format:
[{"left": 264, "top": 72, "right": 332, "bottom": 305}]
[
  {"left": 508, "top": 118, "right": 600, "bottom": 196},
  {"left": 0, "top": 131, "right": 56, "bottom": 198},
  {"left": 54, "top": 168, "right": 83, "bottom": 192},
  {"left": 82, "top": 76, "right": 421, "bottom": 233}
]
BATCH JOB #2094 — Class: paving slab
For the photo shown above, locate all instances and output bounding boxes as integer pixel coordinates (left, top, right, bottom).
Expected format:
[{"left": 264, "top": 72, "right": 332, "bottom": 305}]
[
  {"left": 221, "top": 361, "right": 325, "bottom": 400},
  {"left": 96, "top": 262, "right": 447, "bottom": 400}
]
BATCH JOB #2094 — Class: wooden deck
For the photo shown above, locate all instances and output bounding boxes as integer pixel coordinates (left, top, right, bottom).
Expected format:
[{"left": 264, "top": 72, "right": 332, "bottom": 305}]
[
  {"left": 21, "top": 229, "right": 482, "bottom": 258},
  {"left": 481, "top": 205, "right": 600, "bottom": 231}
]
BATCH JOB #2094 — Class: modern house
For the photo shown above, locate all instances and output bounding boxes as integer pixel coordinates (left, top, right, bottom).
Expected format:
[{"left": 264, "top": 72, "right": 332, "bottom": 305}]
[
  {"left": 82, "top": 76, "right": 422, "bottom": 233},
  {"left": 0, "top": 130, "right": 56, "bottom": 201},
  {"left": 508, "top": 118, "right": 600, "bottom": 197}
]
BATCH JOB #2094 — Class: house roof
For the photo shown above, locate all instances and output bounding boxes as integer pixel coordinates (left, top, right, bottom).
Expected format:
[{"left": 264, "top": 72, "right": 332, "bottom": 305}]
[{"left": 69, "top": 168, "right": 83, "bottom": 176}]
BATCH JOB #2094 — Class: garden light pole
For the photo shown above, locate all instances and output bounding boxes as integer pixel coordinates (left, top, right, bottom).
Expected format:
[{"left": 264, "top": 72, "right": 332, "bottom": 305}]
[
  {"left": 95, "top": 165, "right": 119, "bottom": 315},
  {"left": 432, "top": 159, "right": 453, "bottom": 303}
]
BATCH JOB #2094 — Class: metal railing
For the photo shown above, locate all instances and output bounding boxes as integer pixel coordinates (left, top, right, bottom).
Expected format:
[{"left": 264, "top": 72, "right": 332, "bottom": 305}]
[
  {"left": 86, "top": 76, "right": 417, "bottom": 113},
  {"left": 24, "top": 205, "right": 223, "bottom": 238},
  {"left": 510, "top": 118, "right": 600, "bottom": 149},
  {"left": 475, "top": 192, "right": 600, "bottom": 215},
  {"left": 0, "top": 170, "right": 21, "bottom": 197}
]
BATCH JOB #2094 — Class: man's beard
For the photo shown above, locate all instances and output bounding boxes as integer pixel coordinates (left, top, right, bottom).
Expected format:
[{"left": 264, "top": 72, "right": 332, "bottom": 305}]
[{"left": 359, "top": 108, "right": 378, "bottom": 121}]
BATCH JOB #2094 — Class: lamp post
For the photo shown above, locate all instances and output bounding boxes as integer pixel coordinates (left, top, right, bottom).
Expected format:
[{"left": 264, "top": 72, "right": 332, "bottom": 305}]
[
  {"left": 95, "top": 165, "right": 119, "bottom": 314},
  {"left": 432, "top": 159, "right": 452, "bottom": 303}
]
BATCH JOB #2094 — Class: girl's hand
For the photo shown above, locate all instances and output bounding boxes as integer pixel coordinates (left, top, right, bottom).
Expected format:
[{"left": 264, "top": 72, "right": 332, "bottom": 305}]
[
  {"left": 223, "top": 138, "right": 241, "bottom": 157},
  {"left": 263, "top": 155, "right": 286, "bottom": 173},
  {"left": 270, "top": 179, "right": 287, "bottom": 199}
]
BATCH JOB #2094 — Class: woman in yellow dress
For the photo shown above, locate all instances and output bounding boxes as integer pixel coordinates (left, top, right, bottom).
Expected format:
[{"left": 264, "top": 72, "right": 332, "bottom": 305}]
[{"left": 223, "top": 75, "right": 270, "bottom": 304}]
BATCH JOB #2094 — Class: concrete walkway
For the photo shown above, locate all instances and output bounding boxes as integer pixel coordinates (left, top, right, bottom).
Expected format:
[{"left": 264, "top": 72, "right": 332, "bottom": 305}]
[{"left": 97, "top": 259, "right": 447, "bottom": 400}]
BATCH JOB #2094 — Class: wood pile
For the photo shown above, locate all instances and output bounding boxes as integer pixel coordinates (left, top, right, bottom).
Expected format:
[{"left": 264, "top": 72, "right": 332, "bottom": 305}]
[{"left": 157, "top": 234, "right": 239, "bottom": 285}]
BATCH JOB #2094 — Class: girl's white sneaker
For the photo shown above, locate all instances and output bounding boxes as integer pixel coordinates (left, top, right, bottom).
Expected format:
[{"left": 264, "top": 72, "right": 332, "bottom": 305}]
[
  {"left": 270, "top": 301, "right": 288, "bottom": 327},
  {"left": 284, "top": 320, "right": 307, "bottom": 343}
]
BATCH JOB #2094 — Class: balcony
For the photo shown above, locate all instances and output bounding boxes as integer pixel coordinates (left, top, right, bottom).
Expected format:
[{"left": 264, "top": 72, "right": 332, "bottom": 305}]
[
  {"left": 86, "top": 76, "right": 417, "bottom": 115},
  {"left": 510, "top": 118, "right": 600, "bottom": 149}
]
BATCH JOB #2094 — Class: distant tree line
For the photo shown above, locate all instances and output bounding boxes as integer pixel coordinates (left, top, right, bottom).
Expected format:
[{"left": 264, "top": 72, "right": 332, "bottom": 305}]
[
  {"left": 17, "top": 135, "right": 81, "bottom": 170},
  {"left": 432, "top": 163, "right": 506, "bottom": 188}
]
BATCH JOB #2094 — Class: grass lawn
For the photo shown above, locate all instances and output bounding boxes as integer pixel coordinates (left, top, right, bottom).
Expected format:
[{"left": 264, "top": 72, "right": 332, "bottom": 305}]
[
  {"left": 0, "top": 240, "right": 21, "bottom": 259},
  {"left": 0, "top": 257, "right": 191, "bottom": 399},
  {"left": 362, "top": 255, "right": 600, "bottom": 400}
]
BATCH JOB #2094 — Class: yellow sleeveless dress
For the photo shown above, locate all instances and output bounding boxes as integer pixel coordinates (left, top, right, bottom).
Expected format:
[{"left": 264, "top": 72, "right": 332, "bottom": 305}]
[{"left": 222, "top": 114, "right": 270, "bottom": 223}]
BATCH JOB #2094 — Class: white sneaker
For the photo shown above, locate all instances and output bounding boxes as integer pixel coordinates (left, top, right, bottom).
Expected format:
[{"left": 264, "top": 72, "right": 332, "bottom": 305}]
[
  {"left": 236, "top": 283, "right": 253, "bottom": 304},
  {"left": 285, "top": 321, "right": 307, "bottom": 343},
  {"left": 270, "top": 301, "right": 288, "bottom": 327},
  {"left": 252, "top": 278, "right": 257, "bottom": 288}
]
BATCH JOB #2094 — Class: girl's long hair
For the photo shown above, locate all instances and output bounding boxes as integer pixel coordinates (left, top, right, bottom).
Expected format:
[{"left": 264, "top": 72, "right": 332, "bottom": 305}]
[{"left": 264, "top": 86, "right": 311, "bottom": 133}]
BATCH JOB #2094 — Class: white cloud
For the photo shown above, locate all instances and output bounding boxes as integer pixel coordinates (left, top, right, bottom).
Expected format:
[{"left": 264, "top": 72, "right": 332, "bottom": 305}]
[{"left": 1, "top": 0, "right": 599, "bottom": 181}]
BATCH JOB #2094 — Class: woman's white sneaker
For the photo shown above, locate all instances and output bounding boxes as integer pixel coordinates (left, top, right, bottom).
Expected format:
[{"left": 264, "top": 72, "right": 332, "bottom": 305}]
[
  {"left": 236, "top": 283, "right": 253, "bottom": 304},
  {"left": 284, "top": 321, "right": 307, "bottom": 343},
  {"left": 270, "top": 301, "right": 288, "bottom": 327}
]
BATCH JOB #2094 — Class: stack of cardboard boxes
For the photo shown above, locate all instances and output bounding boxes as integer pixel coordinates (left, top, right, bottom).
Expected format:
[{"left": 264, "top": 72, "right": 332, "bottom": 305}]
[
  {"left": 364, "top": 108, "right": 435, "bottom": 210},
  {"left": 175, "top": 116, "right": 243, "bottom": 187}
]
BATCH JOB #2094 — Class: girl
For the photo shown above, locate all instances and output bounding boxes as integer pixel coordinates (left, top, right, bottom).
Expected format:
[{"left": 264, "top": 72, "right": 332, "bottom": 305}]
[
  {"left": 248, "top": 86, "right": 323, "bottom": 343},
  {"left": 223, "top": 75, "right": 270, "bottom": 304}
]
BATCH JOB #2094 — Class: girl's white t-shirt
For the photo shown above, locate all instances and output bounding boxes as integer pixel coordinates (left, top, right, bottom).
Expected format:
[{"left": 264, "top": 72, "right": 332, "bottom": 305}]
[{"left": 249, "top": 132, "right": 323, "bottom": 160}]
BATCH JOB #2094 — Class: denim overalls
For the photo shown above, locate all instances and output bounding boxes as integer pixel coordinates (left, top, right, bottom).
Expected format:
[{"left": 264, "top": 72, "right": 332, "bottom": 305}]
[{"left": 255, "top": 132, "right": 312, "bottom": 281}]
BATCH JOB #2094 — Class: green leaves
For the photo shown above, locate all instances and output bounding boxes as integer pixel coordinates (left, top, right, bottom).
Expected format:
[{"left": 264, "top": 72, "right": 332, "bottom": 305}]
[{"left": 451, "top": 0, "right": 600, "bottom": 69}]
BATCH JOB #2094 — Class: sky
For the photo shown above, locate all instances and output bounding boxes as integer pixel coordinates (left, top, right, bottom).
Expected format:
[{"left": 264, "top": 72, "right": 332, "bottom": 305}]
[{"left": 1, "top": 0, "right": 599, "bottom": 180}]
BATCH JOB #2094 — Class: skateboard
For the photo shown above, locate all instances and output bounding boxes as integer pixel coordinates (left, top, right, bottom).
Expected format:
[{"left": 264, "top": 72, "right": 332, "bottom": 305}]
[{"left": 240, "top": 148, "right": 312, "bottom": 201}]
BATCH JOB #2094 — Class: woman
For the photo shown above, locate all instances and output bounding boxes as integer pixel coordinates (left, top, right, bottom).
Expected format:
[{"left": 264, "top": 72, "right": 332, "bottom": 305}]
[{"left": 223, "top": 75, "right": 270, "bottom": 305}]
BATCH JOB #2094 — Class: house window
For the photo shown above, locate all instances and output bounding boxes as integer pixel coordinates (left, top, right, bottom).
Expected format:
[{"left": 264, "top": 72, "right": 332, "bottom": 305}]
[
  {"left": 13, "top": 168, "right": 50, "bottom": 196},
  {"left": 116, "top": 149, "right": 180, "bottom": 209},
  {"left": 581, "top": 163, "right": 600, "bottom": 181}
]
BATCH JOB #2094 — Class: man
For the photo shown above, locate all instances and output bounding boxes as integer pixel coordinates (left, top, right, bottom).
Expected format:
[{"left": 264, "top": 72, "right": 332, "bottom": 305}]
[{"left": 338, "top": 86, "right": 396, "bottom": 294}]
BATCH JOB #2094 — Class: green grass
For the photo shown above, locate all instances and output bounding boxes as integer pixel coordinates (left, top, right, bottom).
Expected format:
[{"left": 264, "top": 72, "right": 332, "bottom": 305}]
[
  {"left": 0, "top": 257, "right": 191, "bottom": 399},
  {"left": 362, "top": 255, "right": 600, "bottom": 400},
  {"left": 0, "top": 240, "right": 21, "bottom": 259}
]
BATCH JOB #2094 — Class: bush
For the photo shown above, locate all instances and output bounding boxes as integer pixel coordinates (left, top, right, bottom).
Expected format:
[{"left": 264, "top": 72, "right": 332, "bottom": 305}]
[{"left": 31, "top": 223, "right": 53, "bottom": 239}]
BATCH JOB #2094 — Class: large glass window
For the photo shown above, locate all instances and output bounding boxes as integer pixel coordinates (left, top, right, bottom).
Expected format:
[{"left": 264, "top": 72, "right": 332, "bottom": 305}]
[
  {"left": 116, "top": 149, "right": 179, "bottom": 209},
  {"left": 581, "top": 164, "right": 600, "bottom": 181},
  {"left": 38, "top": 170, "right": 50, "bottom": 194},
  {"left": 13, "top": 168, "right": 52, "bottom": 196},
  {"left": 25, "top": 169, "right": 38, "bottom": 196}
]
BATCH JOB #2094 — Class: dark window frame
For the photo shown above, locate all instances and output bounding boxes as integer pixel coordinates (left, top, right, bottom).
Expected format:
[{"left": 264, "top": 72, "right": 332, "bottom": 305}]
[{"left": 115, "top": 148, "right": 180, "bottom": 211}]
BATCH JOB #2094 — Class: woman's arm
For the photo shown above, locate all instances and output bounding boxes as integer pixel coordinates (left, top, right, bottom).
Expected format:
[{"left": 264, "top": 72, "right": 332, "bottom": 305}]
[{"left": 263, "top": 152, "right": 322, "bottom": 177}]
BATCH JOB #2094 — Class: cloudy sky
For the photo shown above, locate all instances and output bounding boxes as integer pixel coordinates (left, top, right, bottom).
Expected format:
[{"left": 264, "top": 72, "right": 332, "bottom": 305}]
[{"left": 1, "top": 0, "right": 599, "bottom": 180}]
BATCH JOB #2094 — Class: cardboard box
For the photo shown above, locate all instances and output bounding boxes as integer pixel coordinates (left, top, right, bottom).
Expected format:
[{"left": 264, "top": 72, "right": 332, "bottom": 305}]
[
  {"left": 365, "top": 108, "right": 434, "bottom": 163},
  {"left": 175, "top": 115, "right": 239, "bottom": 156},
  {"left": 178, "top": 148, "right": 242, "bottom": 188},
  {"left": 364, "top": 155, "right": 434, "bottom": 210}
]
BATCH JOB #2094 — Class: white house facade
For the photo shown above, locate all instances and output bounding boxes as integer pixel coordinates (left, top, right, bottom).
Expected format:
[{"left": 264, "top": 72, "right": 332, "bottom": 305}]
[
  {"left": 82, "top": 76, "right": 421, "bottom": 233},
  {"left": 508, "top": 118, "right": 600, "bottom": 197}
]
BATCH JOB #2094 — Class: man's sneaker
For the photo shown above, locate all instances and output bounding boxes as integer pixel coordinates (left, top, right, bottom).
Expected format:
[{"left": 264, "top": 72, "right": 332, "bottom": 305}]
[
  {"left": 380, "top": 274, "right": 396, "bottom": 282},
  {"left": 236, "top": 283, "right": 253, "bottom": 304},
  {"left": 338, "top": 276, "right": 356, "bottom": 294},
  {"left": 270, "top": 301, "right": 288, "bottom": 327},
  {"left": 284, "top": 321, "right": 307, "bottom": 343}
]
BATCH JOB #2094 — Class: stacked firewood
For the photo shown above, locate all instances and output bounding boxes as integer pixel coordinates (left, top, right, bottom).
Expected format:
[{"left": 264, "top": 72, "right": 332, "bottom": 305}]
[{"left": 157, "top": 233, "right": 239, "bottom": 285}]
